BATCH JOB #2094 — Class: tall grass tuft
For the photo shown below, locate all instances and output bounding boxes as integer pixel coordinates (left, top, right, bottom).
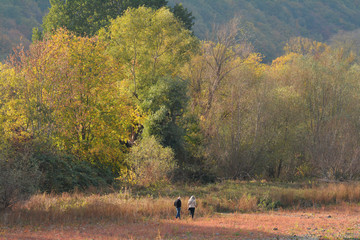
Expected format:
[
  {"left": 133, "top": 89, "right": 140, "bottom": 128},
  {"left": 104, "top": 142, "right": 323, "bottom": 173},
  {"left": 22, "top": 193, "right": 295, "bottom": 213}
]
[{"left": 237, "top": 194, "right": 258, "bottom": 212}]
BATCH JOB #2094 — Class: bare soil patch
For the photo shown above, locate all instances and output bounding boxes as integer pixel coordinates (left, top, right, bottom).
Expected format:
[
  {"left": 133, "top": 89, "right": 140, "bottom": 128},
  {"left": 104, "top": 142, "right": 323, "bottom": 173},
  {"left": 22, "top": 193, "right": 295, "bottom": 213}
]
[{"left": 1, "top": 204, "right": 359, "bottom": 239}]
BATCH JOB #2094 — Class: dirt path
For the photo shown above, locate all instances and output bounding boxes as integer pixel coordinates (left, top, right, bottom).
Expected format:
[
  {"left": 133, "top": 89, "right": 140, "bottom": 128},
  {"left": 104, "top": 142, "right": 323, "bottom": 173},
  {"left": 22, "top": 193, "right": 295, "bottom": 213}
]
[{"left": 1, "top": 205, "right": 359, "bottom": 239}]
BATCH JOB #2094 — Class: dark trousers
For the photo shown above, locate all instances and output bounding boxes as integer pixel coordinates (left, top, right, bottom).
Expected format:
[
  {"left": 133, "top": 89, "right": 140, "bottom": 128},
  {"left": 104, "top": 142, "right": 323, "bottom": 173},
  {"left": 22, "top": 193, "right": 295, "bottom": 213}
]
[
  {"left": 189, "top": 207, "right": 195, "bottom": 218},
  {"left": 176, "top": 207, "right": 181, "bottom": 219}
]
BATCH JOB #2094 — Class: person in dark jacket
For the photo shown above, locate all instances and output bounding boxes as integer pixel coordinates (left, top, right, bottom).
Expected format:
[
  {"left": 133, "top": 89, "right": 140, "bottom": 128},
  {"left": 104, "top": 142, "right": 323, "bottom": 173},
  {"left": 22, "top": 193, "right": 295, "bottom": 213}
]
[{"left": 174, "top": 196, "right": 181, "bottom": 219}]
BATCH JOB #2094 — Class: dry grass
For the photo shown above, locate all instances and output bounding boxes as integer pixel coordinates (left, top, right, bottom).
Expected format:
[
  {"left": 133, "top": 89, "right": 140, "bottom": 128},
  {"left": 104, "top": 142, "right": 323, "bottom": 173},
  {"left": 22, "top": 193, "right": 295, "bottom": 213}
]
[
  {"left": 279, "top": 182, "right": 360, "bottom": 207},
  {"left": 1, "top": 191, "right": 206, "bottom": 226},
  {"left": 2, "top": 204, "right": 360, "bottom": 239},
  {"left": 1, "top": 181, "right": 360, "bottom": 226}
]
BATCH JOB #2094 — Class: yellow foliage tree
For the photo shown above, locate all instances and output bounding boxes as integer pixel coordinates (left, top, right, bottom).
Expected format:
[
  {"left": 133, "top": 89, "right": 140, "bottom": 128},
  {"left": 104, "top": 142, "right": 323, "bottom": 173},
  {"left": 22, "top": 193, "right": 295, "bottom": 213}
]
[{"left": 6, "top": 29, "right": 138, "bottom": 169}]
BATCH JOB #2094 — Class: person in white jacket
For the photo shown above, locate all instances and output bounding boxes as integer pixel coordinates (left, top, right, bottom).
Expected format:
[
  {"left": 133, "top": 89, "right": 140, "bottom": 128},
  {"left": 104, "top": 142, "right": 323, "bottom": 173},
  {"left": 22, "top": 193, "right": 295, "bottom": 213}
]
[{"left": 188, "top": 195, "right": 196, "bottom": 219}]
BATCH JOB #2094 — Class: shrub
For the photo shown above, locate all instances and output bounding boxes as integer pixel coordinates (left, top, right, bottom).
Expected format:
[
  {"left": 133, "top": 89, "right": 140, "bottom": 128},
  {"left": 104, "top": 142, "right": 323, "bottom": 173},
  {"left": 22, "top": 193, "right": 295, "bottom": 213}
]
[
  {"left": 126, "top": 136, "right": 176, "bottom": 186},
  {"left": 0, "top": 141, "right": 41, "bottom": 210},
  {"left": 238, "top": 194, "right": 258, "bottom": 212},
  {"left": 36, "top": 147, "right": 116, "bottom": 193},
  {"left": 257, "top": 192, "right": 281, "bottom": 210}
]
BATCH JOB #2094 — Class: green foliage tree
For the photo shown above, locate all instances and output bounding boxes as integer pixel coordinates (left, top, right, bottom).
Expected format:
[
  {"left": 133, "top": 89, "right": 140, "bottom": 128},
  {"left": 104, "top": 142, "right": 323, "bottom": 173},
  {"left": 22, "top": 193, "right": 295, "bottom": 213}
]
[
  {"left": 101, "top": 6, "right": 197, "bottom": 99},
  {"left": 102, "top": 7, "right": 197, "bottom": 160},
  {"left": 172, "top": 3, "right": 195, "bottom": 31},
  {"left": 142, "top": 77, "right": 189, "bottom": 155},
  {"left": 42, "top": 0, "right": 194, "bottom": 37}
]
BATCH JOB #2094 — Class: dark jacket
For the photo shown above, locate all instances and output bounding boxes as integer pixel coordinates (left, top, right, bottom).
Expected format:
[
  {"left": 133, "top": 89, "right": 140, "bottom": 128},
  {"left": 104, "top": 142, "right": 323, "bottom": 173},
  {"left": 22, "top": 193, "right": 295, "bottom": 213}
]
[{"left": 174, "top": 198, "right": 181, "bottom": 208}]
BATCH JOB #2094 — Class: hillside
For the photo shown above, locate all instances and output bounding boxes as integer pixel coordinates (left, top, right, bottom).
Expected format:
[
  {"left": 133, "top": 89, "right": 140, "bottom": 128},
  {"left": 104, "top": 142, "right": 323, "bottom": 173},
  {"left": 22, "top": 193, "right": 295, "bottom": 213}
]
[
  {"left": 1, "top": 1, "right": 360, "bottom": 62},
  {"left": 0, "top": 0, "right": 49, "bottom": 61},
  {"left": 168, "top": 0, "right": 360, "bottom": 61}
]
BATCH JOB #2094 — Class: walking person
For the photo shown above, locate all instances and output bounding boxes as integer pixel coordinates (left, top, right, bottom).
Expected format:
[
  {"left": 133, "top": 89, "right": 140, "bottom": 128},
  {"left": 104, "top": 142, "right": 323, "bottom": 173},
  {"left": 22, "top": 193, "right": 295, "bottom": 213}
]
[
  {"left": 174, "top": 196, "right": 181, "bottom": 219},
  {"left": 188, "top": 195, "right": 196, "bottom": 219}
]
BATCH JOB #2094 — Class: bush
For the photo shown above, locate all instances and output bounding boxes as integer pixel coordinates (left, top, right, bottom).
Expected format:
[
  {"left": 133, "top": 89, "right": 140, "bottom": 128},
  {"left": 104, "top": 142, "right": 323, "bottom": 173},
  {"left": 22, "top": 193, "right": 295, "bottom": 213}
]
[
  {"left": 256, "top": 191, "right": 282, "bottom": 210},
  {"left": 35, "top": 146, "right": 116, "bottom": 193},
  {"left": 126, "top": 136, "right": 176, "bottom": 186},
  {"left": 0, "top": 141, "right": 41, "bottom": 210}
]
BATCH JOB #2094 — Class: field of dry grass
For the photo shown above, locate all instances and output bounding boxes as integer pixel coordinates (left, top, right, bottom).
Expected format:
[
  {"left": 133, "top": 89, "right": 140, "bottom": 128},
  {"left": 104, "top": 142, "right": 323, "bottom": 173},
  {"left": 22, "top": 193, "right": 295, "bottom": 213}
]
[
  {"left": 1, "top": 204, "right": 360, "bottom": 239},
  {"left": 1, "top": 181, "right": 360, "bottom": 239}
]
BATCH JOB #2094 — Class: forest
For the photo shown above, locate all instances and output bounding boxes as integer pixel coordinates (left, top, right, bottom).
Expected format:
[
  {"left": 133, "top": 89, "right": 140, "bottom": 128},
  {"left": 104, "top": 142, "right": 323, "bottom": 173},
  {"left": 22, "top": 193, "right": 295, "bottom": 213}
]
[
  {"left": 0, "top": 0, "right": 48, "bottom": 60},
  {"left": 2, "top": 0, "right": 360, "bottom": 61},
  {"left": 1, "top": 0, "right": 360, "bottom": 211},
  {"left": 168, "top": 0, "right": 360, "bottom": 61}
]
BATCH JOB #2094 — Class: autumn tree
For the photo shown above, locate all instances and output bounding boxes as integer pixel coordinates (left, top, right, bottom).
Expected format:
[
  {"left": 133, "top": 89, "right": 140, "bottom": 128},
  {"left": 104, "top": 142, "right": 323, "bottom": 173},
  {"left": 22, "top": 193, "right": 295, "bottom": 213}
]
[
  {"left": 261, "top": 53, "right": 307, "bottom": 179},
  {"left": 7, "top": 29, "right": 136, "bottom": 172},
  {"left": 256, "top": 43, "right": 360, "bottom": 180},
  {"left": 101, "top": 7, "right": 197, "bottom": 162},
  {"left": 185, "top": 28, "right": 360, "bottom": 180},
  {"left": 183, "top": 19, "right": 259, "bottom": 179},
  {"left": 290, "top": 48, "right": 360, "bottom": 179},
  {"left": 284, "top": 37, "right": 328, "bottom": 56},
  {"left": 186, "top": 19, "right": 253, "bottom": 118},
  {"left": 102, "top": 6, "right": 197, "bottom": 99},
  {"left": 0, "top": 63, "right": 42, "bottom": 207},
  {"left": 203, "top": 53, "right": 267, "bottom": 179},
  {"left": 329, "top": 29, "right": 360, "bottom": 63},
  {"left": 42, "top": 0, "right": 194, "bottom": 37}
]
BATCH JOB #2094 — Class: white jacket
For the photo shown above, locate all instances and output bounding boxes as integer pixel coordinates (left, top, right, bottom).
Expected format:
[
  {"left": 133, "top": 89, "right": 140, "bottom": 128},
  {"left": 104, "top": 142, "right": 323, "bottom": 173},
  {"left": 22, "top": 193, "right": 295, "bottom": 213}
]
[{"left": 188, "top": 196, "right": 196, "bottom": 208}]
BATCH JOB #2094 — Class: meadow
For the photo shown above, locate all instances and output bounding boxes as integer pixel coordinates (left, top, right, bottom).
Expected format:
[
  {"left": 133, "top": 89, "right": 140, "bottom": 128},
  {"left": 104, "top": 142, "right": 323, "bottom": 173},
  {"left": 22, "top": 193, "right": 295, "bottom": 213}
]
[{"left": 1, "top": 181, "right": 360, "bottom": 239}]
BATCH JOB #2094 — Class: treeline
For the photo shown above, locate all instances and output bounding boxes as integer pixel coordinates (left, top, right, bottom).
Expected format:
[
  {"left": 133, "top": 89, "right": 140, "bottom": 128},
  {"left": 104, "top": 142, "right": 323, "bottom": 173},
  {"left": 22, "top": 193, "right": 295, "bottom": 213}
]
[
  {"left": 168, "top": 0, "right": 360, "bottom": 61},
  {"left": 1, "top": 1, "right": 360, "bottom": 209}
]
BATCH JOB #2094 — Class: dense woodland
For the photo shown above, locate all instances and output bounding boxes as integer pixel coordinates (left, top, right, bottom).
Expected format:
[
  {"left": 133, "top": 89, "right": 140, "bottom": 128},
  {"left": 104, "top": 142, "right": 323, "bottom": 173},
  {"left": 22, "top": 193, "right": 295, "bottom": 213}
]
[
  {"left": 1, "top": 0, "right": 360, "bottom": 209},
  {"left": 0, "top": 0, "right": 49, "bottom": 60},
  {"left": 168, "top": 0, "right": 360, "bottom": 61}
]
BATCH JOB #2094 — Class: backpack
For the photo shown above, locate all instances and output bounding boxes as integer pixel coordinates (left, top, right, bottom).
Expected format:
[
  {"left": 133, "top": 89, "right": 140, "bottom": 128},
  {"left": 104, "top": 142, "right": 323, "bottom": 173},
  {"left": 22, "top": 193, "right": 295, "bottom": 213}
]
[{"left": 174, "top": 200, "right": 177, "bottom": 207}]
